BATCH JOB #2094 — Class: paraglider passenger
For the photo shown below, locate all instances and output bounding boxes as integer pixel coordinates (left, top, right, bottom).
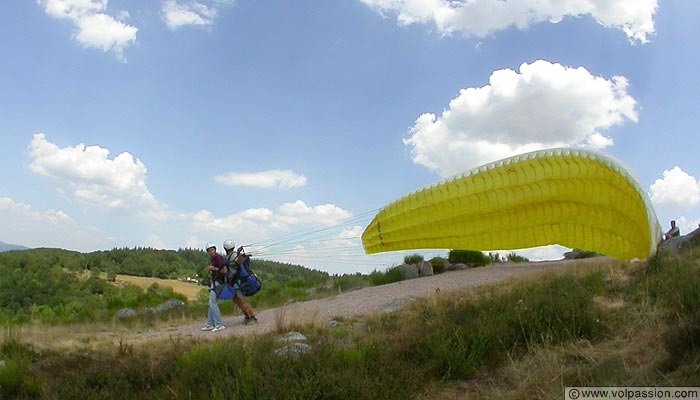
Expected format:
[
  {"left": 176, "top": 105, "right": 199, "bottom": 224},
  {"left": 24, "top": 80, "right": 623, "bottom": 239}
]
[
  {"left": 223, "top": 240, "right": 258, "bottom": 324},
  {"left": 664, "top": 220, "right": 680, "bottom": 240},
  {"left": 202, "top": 242, "right": 227, "bottom": 332}
]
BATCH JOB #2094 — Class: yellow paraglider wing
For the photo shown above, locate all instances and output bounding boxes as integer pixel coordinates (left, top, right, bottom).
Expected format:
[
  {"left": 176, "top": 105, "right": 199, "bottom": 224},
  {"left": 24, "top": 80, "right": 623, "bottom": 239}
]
[{"left": 362, "top": 148, "right": 661, "bottom": 261}]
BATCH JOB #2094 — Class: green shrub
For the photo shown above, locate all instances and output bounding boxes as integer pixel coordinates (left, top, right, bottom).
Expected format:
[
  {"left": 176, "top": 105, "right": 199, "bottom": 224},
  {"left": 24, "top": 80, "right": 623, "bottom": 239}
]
[
  {"left": 448, "top": 250, "right": 491, "bottom": 266},
  {"left": 429, "top": 257, "right": 446, "bottom": 274},
  {"left": 507, "top": 252, "right": 529, "bottom": 263},
  {"left": 0, "top": 358, "right": 44, "bottom": 398},
  {"left": 403, "top": 253, "right": 424, "bottom": 265},
  {"left": 333, "top": 274, "right": 368, "bottom": 293},
  {"left": 368, "top": 266, "right": 405, "bottom": 286},
  {"left": 0, "top": 336, "right": 44, "bottom": 398},
  {"left": 570, "top": 249, "right": 599, "bottom": 259}
]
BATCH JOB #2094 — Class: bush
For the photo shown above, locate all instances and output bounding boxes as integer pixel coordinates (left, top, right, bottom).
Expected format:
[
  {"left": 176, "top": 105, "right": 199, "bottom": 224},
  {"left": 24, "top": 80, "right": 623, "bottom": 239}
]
[
  {"left": 333, "top": 274, "right": 367, "bottom": 293},
  {"left": 430, "top": 257, "right": 446, "bottom": 274},
  {"left": 369, "top": 267, "right": 405, "bottom": 286},
  {"left": 448, "top": 250, "right": 491, "bottom": 267},
  {"left": 507, "top": 252, "right": 529, "bottom": 263},
  {"left": 403, "top": 254, "right": 424, "bottom": 265},
  {"left": 0, "top": 336, "right": 44, "bottom": 398}
]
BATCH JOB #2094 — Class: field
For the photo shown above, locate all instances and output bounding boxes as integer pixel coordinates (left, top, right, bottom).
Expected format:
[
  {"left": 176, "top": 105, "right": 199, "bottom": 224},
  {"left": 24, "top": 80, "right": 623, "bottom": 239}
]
[{"left": 114, "top": 274, "right": 204, "bottom": 301}]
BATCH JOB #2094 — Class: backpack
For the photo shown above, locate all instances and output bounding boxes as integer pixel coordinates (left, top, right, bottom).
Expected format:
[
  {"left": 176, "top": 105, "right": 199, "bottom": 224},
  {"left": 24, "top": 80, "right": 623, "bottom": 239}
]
[{"left": 235, "top": 254, "right": 262, "bottom": 297}]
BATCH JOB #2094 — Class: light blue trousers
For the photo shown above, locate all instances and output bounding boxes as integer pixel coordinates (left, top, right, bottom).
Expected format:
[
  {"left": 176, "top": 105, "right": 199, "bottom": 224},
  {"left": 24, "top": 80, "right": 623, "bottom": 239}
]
[{"left": 207, "top": 283, "right": 224, "bottom": 327}]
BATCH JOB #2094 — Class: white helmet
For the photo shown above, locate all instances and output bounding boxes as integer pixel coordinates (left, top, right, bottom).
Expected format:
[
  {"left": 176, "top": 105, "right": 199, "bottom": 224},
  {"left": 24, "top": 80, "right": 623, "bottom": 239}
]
[
  {"left": 223, "top": 239, "right": 235, "bottom": 251},
  {"left": 205, "top": 242, "right": 216, "bottom": 250}
]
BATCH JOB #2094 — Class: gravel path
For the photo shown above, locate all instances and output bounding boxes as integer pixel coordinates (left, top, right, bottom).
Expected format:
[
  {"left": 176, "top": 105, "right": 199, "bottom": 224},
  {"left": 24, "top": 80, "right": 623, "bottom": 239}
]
[{"left": 133, "top": 257, "right": 617, "bottom": 342}]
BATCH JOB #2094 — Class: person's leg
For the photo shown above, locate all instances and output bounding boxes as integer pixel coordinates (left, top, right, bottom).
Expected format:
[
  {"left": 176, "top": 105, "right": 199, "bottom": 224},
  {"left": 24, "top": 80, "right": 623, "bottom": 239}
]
[
  {"left": 233, "top": 294, "right": 254, "bottom": 318},
  {"left": 209, "top": 285, "right": 224, "bottom": 327}
]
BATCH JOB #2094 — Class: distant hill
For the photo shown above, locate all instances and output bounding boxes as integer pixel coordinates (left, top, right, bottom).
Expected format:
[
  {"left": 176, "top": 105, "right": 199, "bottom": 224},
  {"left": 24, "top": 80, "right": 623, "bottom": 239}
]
[{"left": 0, "top": 241, "right": 30, "bottom": 252}]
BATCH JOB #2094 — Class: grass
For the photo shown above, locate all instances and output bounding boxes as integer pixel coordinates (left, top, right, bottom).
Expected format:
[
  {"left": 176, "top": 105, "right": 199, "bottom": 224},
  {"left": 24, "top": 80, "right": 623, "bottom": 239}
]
[{"left": 2, "top": 245, "right": 699, "bottom": 399}]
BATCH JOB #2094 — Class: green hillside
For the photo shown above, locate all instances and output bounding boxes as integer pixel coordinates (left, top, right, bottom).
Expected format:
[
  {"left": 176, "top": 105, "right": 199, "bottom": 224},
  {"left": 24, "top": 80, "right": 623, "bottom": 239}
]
[{"left": 0, "top": 247, "right": 335, "bottom": 324}]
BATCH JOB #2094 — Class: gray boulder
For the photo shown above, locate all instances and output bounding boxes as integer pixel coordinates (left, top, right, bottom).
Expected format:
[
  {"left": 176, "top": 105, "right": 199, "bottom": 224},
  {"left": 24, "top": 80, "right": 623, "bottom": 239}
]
[
  {"left": 418, "top": 261, "right": 434, "bottom": 277},
  {"left": 398, "top": 264, "right": 419, "bottom": 280},
  {"left": 274, "top": 343, "right": 313, "bottom": 358},
  {"left": 446, "top": 262, "right": 468, "bottom": 271},
  {"left": 274, "top": 331, "right": 312, "bottom": 358},
  {"left": 144, "top": 299, "right": 186, "bottom": 314}
]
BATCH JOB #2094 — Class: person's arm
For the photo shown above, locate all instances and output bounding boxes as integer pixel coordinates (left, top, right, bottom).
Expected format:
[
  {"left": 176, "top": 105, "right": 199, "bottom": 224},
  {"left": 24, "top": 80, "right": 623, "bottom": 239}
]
[{"left": 236, "top": 246, "right": 245, "bottom": 266}]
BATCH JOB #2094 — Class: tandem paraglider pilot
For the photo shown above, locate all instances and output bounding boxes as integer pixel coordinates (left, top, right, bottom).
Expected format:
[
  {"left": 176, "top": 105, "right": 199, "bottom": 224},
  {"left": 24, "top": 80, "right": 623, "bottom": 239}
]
[
  {"left": 202, "top": 242, "right": 227, "bottom": 333},
  {"left": 223, "top": 239, "right": 258, "bottom": 324}
]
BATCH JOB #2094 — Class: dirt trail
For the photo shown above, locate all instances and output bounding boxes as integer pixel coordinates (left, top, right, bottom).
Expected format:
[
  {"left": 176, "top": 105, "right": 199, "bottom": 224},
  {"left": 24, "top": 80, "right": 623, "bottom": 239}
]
[{"left": 133, "top": 257, "right": 618, "bottom": 342}]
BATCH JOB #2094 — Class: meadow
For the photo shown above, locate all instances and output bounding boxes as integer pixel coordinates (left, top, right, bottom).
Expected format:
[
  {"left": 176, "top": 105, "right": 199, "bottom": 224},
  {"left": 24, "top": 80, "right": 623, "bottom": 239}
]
[{"left": 113, "top": 274, "right": 203, "bottom": 302}]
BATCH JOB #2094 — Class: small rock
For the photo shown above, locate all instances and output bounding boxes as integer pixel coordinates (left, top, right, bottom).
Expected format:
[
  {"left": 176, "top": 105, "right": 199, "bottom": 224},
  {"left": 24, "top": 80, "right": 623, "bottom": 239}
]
[
  {"left": 274, "top": 343, "right": 312, "bottom": 358},
  {"left": 115, "top": 308, "right": 137, "bottom": 319},
  {"left": 327, "top": 320, "right": 342, "bottom": 328},
  {"left": 381, "top": 298, "right": 414, "bottom": 313}
]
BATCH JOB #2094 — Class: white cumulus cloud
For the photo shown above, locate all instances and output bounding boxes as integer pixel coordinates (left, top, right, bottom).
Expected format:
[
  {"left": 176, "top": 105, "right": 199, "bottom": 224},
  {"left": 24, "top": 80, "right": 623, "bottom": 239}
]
[
  {"left": 404, "top": 60, "right": 638, "bottom": 177},
  {"left": 74, "top": 13, "right": 138, "bottom": 60},
  {"left": 41, "top": 0, "right": 107, "bottom": 19},
  {"left": 191, "top": 201, "right": 353, "bottom": 243},
  {"left": 360, "top": 0, "right": 657, "bottom": 43},
  {"left": 215, "top": 169, "right": 307, "bottom": 190},
  {"left": 0, "top": 197, "right": 109, "bottom": 250},
  {"left": 192, "top": 208, "right": 274, "bottom": 236},
  {"left": 38, "top": 0, "right": 137, "bottom": 61},
  {"left": 278, "top": 200, "right": 353, "bottom": 226},
  {"left": 162, "top": 0, "right": 232, "bottom": 30},
  {"left": 650, "top": 167, "right": 700, "bottom": 213},
  {"left": 27, "top": 133, "right": 168, "bottom": 221}
]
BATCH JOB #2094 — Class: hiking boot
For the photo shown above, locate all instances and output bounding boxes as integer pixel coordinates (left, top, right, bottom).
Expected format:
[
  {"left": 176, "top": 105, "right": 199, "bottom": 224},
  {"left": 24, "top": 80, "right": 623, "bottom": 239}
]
[
  {"left": 212, "top": 325, "right": 226, "bottom": 332},
  {"left": 201, "top": 324, "right": 214, "bottom": 331},
  {"left": 243, "top": 316, "right": 258, "bottom": 325}
]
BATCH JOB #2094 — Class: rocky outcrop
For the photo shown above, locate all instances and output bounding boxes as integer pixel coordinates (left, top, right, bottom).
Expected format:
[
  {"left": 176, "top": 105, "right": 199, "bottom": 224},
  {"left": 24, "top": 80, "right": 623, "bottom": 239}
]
[{"left": 659, "top": 226, "right": 700, "bottom": 254}]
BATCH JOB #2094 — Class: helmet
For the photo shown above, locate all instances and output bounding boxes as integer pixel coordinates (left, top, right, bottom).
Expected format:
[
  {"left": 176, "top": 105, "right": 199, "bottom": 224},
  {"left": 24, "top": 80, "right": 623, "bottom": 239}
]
[
  {"left": 205, "top": 242, "right": 216, "bottom": 250},
  {"left": 223, "top": 239, "right": 235, "bottom": 251}
]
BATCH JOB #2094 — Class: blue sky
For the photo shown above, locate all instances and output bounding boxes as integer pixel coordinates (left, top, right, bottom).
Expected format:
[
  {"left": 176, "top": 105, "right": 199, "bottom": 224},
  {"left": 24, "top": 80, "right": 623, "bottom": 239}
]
[{"left": 1, "top": 0, "right": 698, "bottom": 274}]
